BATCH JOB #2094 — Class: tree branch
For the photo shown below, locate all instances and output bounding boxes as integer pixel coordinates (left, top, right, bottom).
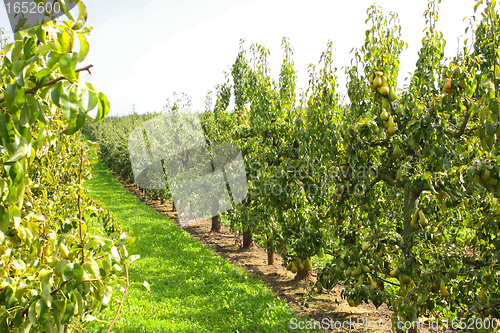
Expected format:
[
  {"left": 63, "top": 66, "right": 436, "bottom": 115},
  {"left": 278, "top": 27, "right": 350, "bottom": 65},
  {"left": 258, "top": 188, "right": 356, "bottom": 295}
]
[
  {"left": 0, "top": 65, "right": 93, "bottom": 104},
  {"left": 444, "top": 103, "right": 471, "bottom": 138},
  {"left": 106, "top": 249, "right": 130, "bottom": 333}
]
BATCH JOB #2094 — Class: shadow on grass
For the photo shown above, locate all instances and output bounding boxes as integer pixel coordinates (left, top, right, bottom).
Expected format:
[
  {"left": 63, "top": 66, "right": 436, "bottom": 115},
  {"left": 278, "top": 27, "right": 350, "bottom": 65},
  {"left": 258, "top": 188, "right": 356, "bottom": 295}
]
[{"left": 84, "top": 159, "right": 319, "bottom": 333}]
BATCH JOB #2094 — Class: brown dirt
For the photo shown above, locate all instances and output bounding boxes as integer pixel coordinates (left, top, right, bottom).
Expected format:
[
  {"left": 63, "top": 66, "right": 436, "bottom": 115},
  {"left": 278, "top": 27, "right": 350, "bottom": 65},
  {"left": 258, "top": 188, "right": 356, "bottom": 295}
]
[{"left": 111, "top": 171, "right": 454, "bottom": 333}]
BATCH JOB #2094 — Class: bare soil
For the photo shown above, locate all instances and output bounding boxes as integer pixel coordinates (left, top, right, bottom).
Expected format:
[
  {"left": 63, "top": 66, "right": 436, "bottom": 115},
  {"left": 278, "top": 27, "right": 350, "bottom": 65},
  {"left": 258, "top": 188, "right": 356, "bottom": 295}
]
[{"left": 111, "top": 171, "right": 454, "bottom": 333}]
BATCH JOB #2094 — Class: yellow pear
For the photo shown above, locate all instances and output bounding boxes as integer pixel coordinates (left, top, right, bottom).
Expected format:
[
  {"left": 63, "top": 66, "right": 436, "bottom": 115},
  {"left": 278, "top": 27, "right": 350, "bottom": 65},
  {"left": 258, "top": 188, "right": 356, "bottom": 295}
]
[
  {"left": 298, "top": 259, "right": 304, "bottom": 271},
  {"left": 379, "top": 85, "right": 390, "bottom": 95},
  {"left": 368, "top": 276, "right": 377, "bottom": 287},
  {"left": 389, "top": 87, "right": 397, "bottom": 101},
  {"left": 479, "top": 288, "right": 486, "bottom": 301},
  {"left": 373, "top": 77, "right": 382, "bottom": 89},
  {"left": 440, "top": 280, "right": 450, "bottom": 298},
  {"left": 444, "top": 78, "right": 453, "bottom": 94},
  {"left": 410, "top": 211, "right": 418, "bottom": 227},
  {"left": 380, "top": 108, "right": 389, "bottom": 121},
  {"left": 362, "top": 241, "right": 369, "bottom": 252},
  {"left": 59, "top": 243, "right": 69, "bottom": 260},
  {"left": 418, "top": 210, "right": 429, "bottom": 227},
  {"left": 304, "top": 258, "right": 313, "bottom": 271},
  {"left": 389, "top": 268, "right": 398, "bottom": 277}
]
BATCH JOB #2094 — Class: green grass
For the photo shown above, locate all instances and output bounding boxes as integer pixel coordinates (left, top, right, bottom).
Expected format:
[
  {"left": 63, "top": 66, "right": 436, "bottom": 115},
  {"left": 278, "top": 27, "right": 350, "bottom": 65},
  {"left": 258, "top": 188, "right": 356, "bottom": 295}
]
[{"left": 84, "top": 158, "right": 319, "bottom": 333}]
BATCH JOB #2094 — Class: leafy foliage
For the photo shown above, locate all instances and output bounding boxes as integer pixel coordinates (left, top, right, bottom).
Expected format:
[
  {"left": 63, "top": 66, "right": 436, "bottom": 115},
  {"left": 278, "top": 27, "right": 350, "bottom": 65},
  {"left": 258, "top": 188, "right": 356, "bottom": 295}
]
[{"left": 0, "top": 2, "right": 140, "bottom": 332}]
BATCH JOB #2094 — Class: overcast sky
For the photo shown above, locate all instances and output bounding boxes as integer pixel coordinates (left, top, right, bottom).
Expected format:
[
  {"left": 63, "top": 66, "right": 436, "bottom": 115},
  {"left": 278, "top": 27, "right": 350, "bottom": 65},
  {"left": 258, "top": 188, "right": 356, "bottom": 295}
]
[{"left": 1, "top": 0, "right": 483, "bottom": 116}]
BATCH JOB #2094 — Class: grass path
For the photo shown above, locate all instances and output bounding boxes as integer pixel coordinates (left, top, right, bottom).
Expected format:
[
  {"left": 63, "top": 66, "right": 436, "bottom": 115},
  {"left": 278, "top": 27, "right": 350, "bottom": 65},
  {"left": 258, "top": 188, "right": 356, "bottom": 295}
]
[{"left": 84, "top": 158, "right": 318, "bottom": 333}]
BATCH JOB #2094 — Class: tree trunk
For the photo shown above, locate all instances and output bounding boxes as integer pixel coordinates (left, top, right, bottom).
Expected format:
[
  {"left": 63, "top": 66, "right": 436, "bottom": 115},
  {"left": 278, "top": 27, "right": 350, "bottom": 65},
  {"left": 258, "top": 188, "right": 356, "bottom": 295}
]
[
  {"left": 294, "top": 268, "right": 311, "bottom": 280},
  {"left": 211, "top": 198, "right": 221, "bottom": 232},
  {"left": 243, "top": 227, "right": 252, "bottom": 248},
  {"left": 266, "top": 235, "right": 275, "bottom": 265},
  {"left": 172, "top": 196, "right": 178, "bottom": 212},
  {"left": 403, "top": 184, "right": 419, "bottom": 261},
  {"left": 267, "top": 250, "right": 275, "bottom": 265},
  {"left": 402, "top": 184, "right": 421, "bottom": 333}
]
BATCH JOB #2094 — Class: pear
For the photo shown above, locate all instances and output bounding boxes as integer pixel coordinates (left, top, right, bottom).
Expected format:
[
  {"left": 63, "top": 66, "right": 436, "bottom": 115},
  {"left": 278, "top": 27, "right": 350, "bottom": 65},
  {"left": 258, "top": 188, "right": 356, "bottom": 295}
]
[
  {"left": 479, "top": 288, "right": 486, "bottom": 301},
  {"left": 440, "top": 280, "right": 450, "bottom": 298},
  {"left": 362, "top": 264, "right": 370, "bottom": 273},
  {"left": 382, "top": 97, "right": 390, "bottom": 109},
  {"left": 410, "top": 210, "right": 418, "bottom": 228},
  {"left": 376, "top": 71, "right": 384, "bottom": 77},
  {"left": 368, "top": 276, "right": 377, "bottom": 287},
  {"left": 286, "top": 262, "right": 292, "bottom": 271},
  {"left": 59, "top": 243, "right": 69, "bottom": 260},
  {"left": 479, "top": 169, "right": 491, "bottom": 183},
  {"left": 387, "top": 125, "right": 395, "bottom": 137},
  {"left": 369, "top": 74, "right": 374, "bottom": 85},
  {"left": 436, "top": 191, "right": 445, "bottom": 201},
  {"left": 352, "top": 264, "right": 363, "bottom": 278},
  {"left": 362, "top": 241, "right": 369, "bottom": 252},
  {"left": 298, "top": 259, "right": 304, "bottom": 271},
  {"left": 389, "top": 268, "right": 398, "bottom": 277},
  {"left": 396, "top": 168, "right": 404, "bottom": 182},
  {"left": 304, "top": 258, "right": 313, "bottom": 271},
  {"left": 487, "top": 177, "right": 498, "bottom": 186},
  {"left": 392, "top": 145, "right": 403, "bottom": 158},
  {"left": 418, "top": 210, "right": 429, "bottom": 227},
  {"left": 380, "top": 108, "right": 389, "bottom": 121},
  {"left": 389, "top": 87, "right": 397, "bottom": 101},
  {"left": 379, "top": 85, "right": 390, "bottom": 95},
  {"left": 43, "top": 244, "right": 51, "bottom": 257},
  {"left": 291, "top": 262, "right": 297, "bottom": 274},
  {"left": 444, "top": 78, "right": 453, "bottom": 94},
  {"left": 373, "top": 76, "right": 382, "bottom": 89},
  {"left": 401, "top": 274, "right": 412, "bottom": 284}
]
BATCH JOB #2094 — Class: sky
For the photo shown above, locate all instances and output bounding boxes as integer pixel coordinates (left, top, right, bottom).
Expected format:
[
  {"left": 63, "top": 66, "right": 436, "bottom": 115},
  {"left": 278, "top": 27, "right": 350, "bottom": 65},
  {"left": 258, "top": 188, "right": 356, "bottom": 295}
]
[{"left": 0, "top": 0, "right": 485, "bottom": 116}]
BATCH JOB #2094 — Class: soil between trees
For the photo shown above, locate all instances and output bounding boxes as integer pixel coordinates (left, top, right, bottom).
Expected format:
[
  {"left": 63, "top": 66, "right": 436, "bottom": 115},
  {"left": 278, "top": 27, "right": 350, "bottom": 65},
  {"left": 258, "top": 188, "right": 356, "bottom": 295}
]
[{"left": 109, "top": 171, "right": 455, "bottom": 333}]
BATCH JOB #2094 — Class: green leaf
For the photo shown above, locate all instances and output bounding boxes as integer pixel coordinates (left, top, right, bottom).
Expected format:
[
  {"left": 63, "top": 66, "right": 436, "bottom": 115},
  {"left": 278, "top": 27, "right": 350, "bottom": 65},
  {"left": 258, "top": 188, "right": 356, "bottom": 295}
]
[
  {"left": 5, "top": 137, "right": 30, "bottom": 165},
  {"left": 0, "top": 207, "right": 8, "bottom": 233},
  {"left": 0, "top": 313, "right": 8, "bottom": 332},
  {"left": 82, "top": 314, "right": 97, "bottom": 322},
  {"left": 101, "top": 286, "right": 113, "bottom": 306},
  {"left": 10, "top": 40, "right": 23, "bottom": 62},
  {"left": 72, "top": 2, "right": 88, "bottom": 31},
  {"left": 125, "top": 254, "right": 140, "bottom": 265},
  {"left": 64, "top": 109, "right": 86, "bottom": 135},
  {"left": 37, "top": 300, "right": 50, "bottom": 325},
  {"left": 110, "top": 246, "right": 121, "bottom": 264},
  {"left": 73, "top": 263, "right": 84, "bottom": 284},
  {"left": 59, "top": 53, "right": 79, "bottom": 81},
  {"left": 4, "top": 83, "right": 25, "bottom": 110},
  {"left": 490, "top": 99, "right": 499, "bottom": 113},
  {"left": 10, "top": 205, "right": 21, "bottom": 229},
  {"left": 62, "top": 263, "right": 74, "bottom": 282},
  {"left": 77, "top": 32, "right": 89, "bottom": 63},
  {"left": 33, "top": 68, "right": 53, "bottom": 80},
  {"left": 0, "top": 112, "right": 16, "bottom": 144},
  {"left": 51, "top": 81, "right": 63, "bottom": 107},
  {"left": 12, "top": 60, "right": 27, "bottom": 76},
  {"left": 86, "top": 88, "right": 98, "bottom": 112},
  {"left": 60, "top": 300, "right": 75, "bottom": 325},
  {"left": 83, "top": 258, "right": 100, "bottom": 279},
  {"left": 28, "top": 302, "right": 37, "bottom": 325},
  {"left": 96, "top": 92, "right": 110, "bottom": 122}
]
